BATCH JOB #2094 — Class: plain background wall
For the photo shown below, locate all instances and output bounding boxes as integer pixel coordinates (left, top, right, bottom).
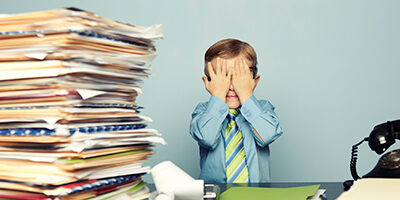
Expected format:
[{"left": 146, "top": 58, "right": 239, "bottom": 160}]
[{"left": 0, "top": 0, "right": 399, "bottom": 183}]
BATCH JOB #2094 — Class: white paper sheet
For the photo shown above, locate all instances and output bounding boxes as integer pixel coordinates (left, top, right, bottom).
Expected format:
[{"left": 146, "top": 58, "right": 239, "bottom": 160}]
[{"left": 337, "top": 178, "right": 400, "bottom": 200}]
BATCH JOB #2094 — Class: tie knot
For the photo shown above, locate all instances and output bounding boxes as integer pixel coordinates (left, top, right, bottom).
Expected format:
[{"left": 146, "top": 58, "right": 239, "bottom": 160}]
[{"left": 228, "top": 109, "right": 238, "bottom": 121}]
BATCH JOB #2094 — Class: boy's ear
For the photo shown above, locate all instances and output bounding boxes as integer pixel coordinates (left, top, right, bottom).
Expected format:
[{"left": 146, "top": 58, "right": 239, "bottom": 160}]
[
  {"left": 202, "top": 76, "right": 209, "bottom": 84},
  {"left": 254, "top": 75, "right": 260, "bottom": 87}
]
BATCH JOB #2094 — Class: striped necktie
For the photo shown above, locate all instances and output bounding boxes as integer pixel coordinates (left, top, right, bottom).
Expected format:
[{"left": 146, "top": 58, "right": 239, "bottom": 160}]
[{"left": 225, "top": 109, "right": 249, "bottom": 183}]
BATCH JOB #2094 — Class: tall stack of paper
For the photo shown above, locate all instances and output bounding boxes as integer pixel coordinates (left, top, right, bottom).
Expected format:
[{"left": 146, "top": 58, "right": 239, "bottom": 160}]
[{"left": 0, "top": 7, "right": 164, "bottom": 200}]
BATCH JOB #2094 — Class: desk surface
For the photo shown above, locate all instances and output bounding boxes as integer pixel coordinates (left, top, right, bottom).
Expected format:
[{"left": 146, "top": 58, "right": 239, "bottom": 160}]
[{"left": 149, "top": 182, "right": 344, "bottom": 200}]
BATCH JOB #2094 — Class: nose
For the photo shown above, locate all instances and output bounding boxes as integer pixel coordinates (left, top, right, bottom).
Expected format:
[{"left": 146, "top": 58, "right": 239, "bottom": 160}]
[{"left": 229, "top": 83, "right": 234, "bottom": 90}]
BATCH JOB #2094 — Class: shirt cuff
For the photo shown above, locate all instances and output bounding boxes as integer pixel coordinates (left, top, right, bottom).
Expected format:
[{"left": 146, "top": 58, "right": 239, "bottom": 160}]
[
  {"left": 206, "top": 95, "right": 229, "bottom": 120},
  {"left": 240, "top": 95, "right": 263, "bottom": 122}
]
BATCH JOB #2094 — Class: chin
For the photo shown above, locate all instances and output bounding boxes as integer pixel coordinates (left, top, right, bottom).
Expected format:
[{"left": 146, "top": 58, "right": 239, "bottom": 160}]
[{"left": 227, "top": 101, "right": 240, "bottom": 109}]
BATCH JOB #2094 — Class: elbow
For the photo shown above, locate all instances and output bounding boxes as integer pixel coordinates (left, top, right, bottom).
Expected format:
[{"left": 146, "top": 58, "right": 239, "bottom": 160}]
[
  {"left": 256, "top": 125, "right": 283, "bottom": 148},
  {"left": 190, "top": 119, "right": 221, "bottom": 150},
  {"left": 190, "top": 129, "right": 219, "bottom": 150},
  {"left": 197, "top": 138, "right": 218, "bottom": 149}
]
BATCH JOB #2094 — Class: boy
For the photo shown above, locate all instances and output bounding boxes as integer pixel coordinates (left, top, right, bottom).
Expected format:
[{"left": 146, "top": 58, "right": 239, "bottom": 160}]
[{"left": 189, "top": 39, "right": 283, "bottom": 183}]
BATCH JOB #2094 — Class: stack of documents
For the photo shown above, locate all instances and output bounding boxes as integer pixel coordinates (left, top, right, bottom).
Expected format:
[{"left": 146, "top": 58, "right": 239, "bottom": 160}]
[{"left": 0, "top": 7, "right": 164, "bottom": 199}]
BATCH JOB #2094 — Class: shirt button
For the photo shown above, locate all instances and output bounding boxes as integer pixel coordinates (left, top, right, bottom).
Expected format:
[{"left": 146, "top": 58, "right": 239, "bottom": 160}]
[{"left": 245, "top": 111, "right": 251, "bottom": 118}]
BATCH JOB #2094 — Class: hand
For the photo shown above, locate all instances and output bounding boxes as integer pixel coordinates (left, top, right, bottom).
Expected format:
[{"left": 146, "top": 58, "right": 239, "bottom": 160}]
[
  {"left": 202, "top": 57, "right": 232, "bottom": 102},
  {"left": 231, "top": 57, "right": 258, "bottom": 104}
]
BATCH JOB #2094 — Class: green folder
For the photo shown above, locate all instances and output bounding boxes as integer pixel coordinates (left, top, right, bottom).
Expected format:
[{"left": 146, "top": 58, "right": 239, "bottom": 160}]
[{"left": 220, "top": 184, "right": 320, "bottom": 200}]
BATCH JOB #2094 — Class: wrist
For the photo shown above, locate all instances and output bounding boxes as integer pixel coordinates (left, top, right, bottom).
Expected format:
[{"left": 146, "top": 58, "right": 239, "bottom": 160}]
[
  {"left": 211, "top": 92, "right": 226, "bottom": 102},
  {"left": 215, "top": 94, "right": 226, "bottom": 102},
  {"left": 238, "top": 92, "right": 253, "bottom": 104}
]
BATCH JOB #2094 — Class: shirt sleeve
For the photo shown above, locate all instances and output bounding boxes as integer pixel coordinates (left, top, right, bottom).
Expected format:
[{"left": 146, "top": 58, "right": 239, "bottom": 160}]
[
  {"left": 190, "top": 96, "right": 229, "bottom": 149},
  {"left": 239, "top": 95, "right": 283, "bottom": 147}
]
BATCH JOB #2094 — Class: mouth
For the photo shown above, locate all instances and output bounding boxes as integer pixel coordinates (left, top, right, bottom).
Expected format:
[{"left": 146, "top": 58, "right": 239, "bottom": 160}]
[{"left": 226, "top": 94, "right": 238, "bottom": 99}]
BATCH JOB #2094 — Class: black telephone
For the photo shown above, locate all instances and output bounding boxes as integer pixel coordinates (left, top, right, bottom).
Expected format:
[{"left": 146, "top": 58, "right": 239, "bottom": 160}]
[
  {"left": 348, "top": 120, "right": 400, "bottom": 181},
  {"left": 343, "top": 120, "right": 400, "bottom": 190}
]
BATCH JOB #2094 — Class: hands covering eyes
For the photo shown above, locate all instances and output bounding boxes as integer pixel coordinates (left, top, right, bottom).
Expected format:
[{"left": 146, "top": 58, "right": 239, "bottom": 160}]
[{"left": 203, "top": 57, "right": 258, "bottom": 104}]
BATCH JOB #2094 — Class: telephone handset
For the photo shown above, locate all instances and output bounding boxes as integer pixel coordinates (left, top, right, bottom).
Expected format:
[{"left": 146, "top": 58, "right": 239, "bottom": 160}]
[{"left": 350, "top": 120, "right": 400, "bottom": 180}]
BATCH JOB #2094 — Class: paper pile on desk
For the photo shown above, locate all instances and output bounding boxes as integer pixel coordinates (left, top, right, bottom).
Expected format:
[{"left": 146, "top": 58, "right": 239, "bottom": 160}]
[{"left": 0, "top": 7, "right": 164, "bottom": 200}]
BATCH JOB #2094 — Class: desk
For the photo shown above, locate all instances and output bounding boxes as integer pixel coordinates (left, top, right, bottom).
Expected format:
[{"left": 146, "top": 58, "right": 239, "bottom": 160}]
[{"left": 148, "top": 182, "right": 344, "bottom": 200}]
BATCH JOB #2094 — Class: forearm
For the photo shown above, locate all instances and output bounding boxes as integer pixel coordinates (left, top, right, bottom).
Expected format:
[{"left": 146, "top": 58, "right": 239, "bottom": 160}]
[
  {"left": 240, "top": 96, "right": 283, "bottom": 147},
  {"left": 190, "top": 96, "right": 229, "bottom": 149}
]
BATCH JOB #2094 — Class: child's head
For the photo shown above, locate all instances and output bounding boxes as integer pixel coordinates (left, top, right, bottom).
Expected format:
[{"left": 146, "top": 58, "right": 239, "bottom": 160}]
[
  {"left": 204, "top": 38, "right": 258, "bottom": 79},
  {"left": 204, "top": 39, "right": 260, "bottom": 108}
]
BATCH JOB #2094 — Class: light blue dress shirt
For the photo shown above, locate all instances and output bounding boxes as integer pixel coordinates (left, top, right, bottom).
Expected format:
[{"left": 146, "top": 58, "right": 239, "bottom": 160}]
[{"left": 190, "top": 95, "right": 283, "bottom": 183}]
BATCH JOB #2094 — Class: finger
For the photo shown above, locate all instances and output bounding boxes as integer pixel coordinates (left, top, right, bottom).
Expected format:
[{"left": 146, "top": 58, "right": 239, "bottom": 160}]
[
  {"left": 240, "top": 57, "right": 246, "bottom": 74},
  {"left": 226, "top": 59, "right": 232, "bottom": 77},
  {"left": 236, "top": 57, "right": 241, "bottom": 74},
  {"left": 215, "top": 57, "right": 222, "bottom": 75},
  {"left": 237, "top": 58, "right": 242, "bottom": 74},
  {"left": 225, "top": 59, "right": 229, "bottom": 76},
  {"left": 207, "top": 62, "right": 216, "bottom": 78},
  {"left": 234, "top": 58, "right": 240, "bottom": 76},
  {"left": 220, "top": 59, "right": 226, "bottom": 76},
  {"left": 219, "top": 58, "right": 224, "bottom": 75},
  {"left": 241, "top": 57, "right": 250, "bottom": 75}
]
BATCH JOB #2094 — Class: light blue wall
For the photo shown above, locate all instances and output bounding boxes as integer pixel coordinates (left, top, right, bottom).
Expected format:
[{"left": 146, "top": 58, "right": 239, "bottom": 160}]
[{"left": 1, "top": 0, "right": 399, "bottom": 182}]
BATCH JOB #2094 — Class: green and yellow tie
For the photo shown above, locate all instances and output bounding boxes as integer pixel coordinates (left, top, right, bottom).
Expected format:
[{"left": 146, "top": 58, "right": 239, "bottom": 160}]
[{"left": 225, "top": 109, "right": 249, "bottom": 183}]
